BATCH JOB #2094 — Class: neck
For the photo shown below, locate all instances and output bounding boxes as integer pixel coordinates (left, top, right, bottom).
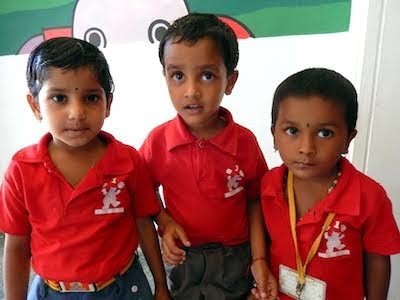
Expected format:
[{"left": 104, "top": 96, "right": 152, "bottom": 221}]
[
  {"left": 291, "top": 167, "right": 340, "bottom": 219},
  {"left": 189, "top": 116, "right": 226, "bottom": 139}
]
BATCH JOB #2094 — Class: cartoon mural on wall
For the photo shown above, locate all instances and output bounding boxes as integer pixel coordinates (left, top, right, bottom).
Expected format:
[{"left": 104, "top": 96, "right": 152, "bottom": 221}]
[{"left": 0, "top": 0, "right": 351, "bottom": 56}]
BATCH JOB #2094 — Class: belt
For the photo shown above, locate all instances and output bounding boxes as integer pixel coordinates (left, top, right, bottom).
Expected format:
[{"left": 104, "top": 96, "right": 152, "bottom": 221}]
[{"left": 44, "top": 256, "right": 135, "bottom": 293}]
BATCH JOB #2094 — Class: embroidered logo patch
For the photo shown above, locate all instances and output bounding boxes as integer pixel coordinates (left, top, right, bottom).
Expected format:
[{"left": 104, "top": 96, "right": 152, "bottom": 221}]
[
  {"left": 318, "top": 220, "right": 350, "bottom": 258},
  {"left": 95, "top": 177, "right": 125, "bottom": 215},
  {"left": 224, "top": 164, "right": 244, "bottom": 198}
]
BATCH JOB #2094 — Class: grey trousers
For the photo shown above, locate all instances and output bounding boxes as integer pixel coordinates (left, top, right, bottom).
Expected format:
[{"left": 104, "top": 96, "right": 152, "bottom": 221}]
[{"left": 169, "top": 242, "right": 252, "bottom": 300}]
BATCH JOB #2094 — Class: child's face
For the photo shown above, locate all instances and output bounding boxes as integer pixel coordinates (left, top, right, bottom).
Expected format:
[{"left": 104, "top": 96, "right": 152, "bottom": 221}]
[
  {"left": 27, "top": 66, "right": 112, "bottom": 150},
  {"left": 162, "top": 37, "right": 237, "bottom": 137},
  {"left": 272, "top": 96, "right": 356, "bottom": 181}
]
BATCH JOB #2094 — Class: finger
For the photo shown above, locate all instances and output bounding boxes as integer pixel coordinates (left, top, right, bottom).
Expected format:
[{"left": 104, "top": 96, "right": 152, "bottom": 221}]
[
  {"left": 163, "top": 235, "right": 187, "bottom": 256},
  {"left": 162, "top": 251, "right": 180, "bottom": 266},
  {"left": 251, "top": 287, "right": 260, "bottom": 299},
  {"left": 175, "top": 227, "right": 191, "bottom": 247},
  {"left": 254, "top": 281, "right": 268, "bottom": 299},
  {"left": 162, "top": 239, "right": 186, "bottom": 263}
]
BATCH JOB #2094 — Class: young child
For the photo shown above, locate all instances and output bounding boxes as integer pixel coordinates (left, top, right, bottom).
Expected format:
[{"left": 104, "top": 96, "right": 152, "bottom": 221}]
[
  {"left": 260, "top": 67, "right": 400, "bottom": 299},
  {"left": 139, "top": 13, "right": 277, "bottom": 299},
  {"left": 0, "top": 37, "right": 170, "bottom": 300}
]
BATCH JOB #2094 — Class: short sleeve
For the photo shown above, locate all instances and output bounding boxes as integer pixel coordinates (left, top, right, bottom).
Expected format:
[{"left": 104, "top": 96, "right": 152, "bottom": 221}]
[
  {"left": 138, "top": 136, "right": 158, "bottom": 189},
  {"left": 130, "top": 152, "right": 160, "bottom": 218},
  {"left": 0, "top": 161, "right": 31, "bottom": 235},
  {"left": 246, "top": 143, "right": 269, "bottom": 200},
  {"left": 362, "top": 187, "right": 400, "bottom": 255}
]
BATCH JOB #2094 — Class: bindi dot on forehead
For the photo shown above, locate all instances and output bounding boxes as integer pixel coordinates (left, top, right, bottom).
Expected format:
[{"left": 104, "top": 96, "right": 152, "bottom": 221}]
[
  {"left": 75, "top": 87, "right": 78, "bottom": 91},
  {"left": 306, "top": 123, "right": 310, "bottom": 128}
]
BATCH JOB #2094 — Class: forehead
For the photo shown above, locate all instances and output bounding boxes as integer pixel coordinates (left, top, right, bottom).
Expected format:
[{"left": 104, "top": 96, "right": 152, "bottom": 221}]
[
  {"left": 43, "top": 66, "right": 98, "bottom": 82},
  {"left": 277, "top": 95, "right": 346, "bottom": 125},
  {"left": 163, "top": 37, "right": 224, "bottom": 67}
]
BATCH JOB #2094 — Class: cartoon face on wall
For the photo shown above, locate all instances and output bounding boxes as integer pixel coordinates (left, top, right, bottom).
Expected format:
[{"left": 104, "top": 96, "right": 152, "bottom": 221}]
[
  {"left": 72, "top": 0, "right": 189, "bottom": 47},
  {"left": 0, "top": 0, "right": 351, "bottom": 56}
]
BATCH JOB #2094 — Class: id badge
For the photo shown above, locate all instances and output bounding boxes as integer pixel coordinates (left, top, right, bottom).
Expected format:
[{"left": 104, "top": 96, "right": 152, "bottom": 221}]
[{"left": 279, "top": 265, "right": 326, "bottom": 300}]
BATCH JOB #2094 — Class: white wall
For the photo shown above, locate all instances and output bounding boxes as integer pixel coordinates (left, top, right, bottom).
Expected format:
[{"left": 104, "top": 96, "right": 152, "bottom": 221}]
[
  {"left": 0, "top": 4, "right": 367, "bottom": 173},
  {"left": 0, "top": 0, "right": 399, "bottom": 297},
  {"left": 354, "top": 0, "right": 400, "bottom": 298}
]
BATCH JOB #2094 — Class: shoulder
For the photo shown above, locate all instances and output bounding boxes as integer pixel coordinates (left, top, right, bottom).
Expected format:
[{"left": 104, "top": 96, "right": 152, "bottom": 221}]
[
  {"left": 234, "top": 122, "right": 259, "bottom": 141},
  {"left": 104, "top": 132, "right": 141, "bottom": 161},
  {"left": 262, "top": 164, "right": 286, "bottom": 185},
  {"left": 142, "top": 120, "right": 175, "bottom": 144},
  {"left": 12, "top": 133, "right": 51, "bottom": 163},
  {"left": 343, "top": 159, "right": 388, "bottom": 198}
]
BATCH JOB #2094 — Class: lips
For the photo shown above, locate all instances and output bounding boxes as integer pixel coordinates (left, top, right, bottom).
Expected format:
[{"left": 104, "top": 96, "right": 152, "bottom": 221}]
[
  {"left": 183, "top": 104, "right": 203, "bottom": 114},
  {"left": 293, "top": 161, "right": 315, "bottom": 168},
  {"left": 184, "top": 104, "right": 201, "bottom": 109},
  {"left": 64, "top": 128, "right": 89, "bottom": 137}
]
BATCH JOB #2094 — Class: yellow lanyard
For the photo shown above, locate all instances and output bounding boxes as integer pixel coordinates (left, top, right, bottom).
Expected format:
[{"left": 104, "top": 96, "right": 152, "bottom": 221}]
[{"left": 287, "top": 170, "right": 335, "bottom": 298}]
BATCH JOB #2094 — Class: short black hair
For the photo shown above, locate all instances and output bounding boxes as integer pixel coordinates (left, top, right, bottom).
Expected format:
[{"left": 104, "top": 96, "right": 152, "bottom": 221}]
[
  {"left": 271, "top": 68, "right": 358, "bottom": 132},
  {"left": 26, "top": 37, "right": 114, "bottom": 99},
  {"left": 158, "top": 12, "right": 239, "bottom": 75}
]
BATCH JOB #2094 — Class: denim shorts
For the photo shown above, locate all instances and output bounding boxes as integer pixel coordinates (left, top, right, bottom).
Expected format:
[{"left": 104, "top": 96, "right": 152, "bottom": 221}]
[{"left": 27, "top": 257, "right": 152, "bottom": 300}]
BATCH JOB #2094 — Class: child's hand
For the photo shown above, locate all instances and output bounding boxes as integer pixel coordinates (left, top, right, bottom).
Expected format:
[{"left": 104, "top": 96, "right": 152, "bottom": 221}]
[
  {"left": 161, "top": 219, "right": 191, "bottom": 265},
  {"left": 250, "top": 258, "right": 278, "bottom": 299}
]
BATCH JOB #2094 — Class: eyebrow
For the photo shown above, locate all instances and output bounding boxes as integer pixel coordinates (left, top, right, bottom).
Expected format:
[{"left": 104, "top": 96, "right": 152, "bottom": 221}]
[
  {"left": 165, "top": 63, "right": 220, "bottom": 71},
  {"left": 278, "top": 119, "right": 339, "bottom": 127},
  {"left": 46, "top": 87, "right": 103, "bottom": 93}
]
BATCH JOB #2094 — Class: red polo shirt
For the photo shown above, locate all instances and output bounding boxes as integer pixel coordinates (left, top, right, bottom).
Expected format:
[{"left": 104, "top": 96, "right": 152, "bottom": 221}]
[
  {"left": 261, "top": 158, "right": 400, "bottom": 299},
  {"left": 140, "top": 108, "right": 268, "bottom": 246},
  {"left": 0, "top": 131, "right": 160, "bottom": 282}
]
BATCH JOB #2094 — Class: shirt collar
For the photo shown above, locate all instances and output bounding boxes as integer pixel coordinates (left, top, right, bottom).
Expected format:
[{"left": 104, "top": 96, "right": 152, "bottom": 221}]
[
  {"left": 165, "top": 107, "right": 238, "bottom": 156},
  {"left": 263, "top": 158, "right": 361, "bottom": 216},
  {"left": 14, "top": 131, "right": 134, "bottom": 175}
]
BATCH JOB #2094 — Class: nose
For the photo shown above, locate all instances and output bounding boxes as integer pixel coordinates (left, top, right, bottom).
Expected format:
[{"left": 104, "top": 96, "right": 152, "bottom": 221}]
[
  {"left": 298, "top": 134, "right": 316, "bottom": 155},
  {"left": 68, "top": 99, "right": 86, "bottom": 120},
  {"left": 184, "top": 78, "right": 200, "bottom": 99}
]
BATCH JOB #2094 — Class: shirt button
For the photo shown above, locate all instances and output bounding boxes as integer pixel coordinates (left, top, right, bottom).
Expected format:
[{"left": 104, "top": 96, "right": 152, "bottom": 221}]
[
  {"left": 131, "top": 285, "right": 138, "bottom": 293},
  {"left": 197, "top": 140, "right": 205, "bottom": 148}
]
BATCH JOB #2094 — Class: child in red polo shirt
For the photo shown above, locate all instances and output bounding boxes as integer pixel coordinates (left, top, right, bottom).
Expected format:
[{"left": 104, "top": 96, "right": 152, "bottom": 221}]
[
  {"left": 0, "top": 37, "right": 170, "bottom": 299},
  {"left": 258, "top": 68, "right": 400, "bottom": 299},
  {"left": 140, "top": 13, "right": 277, "bottom": 299}
]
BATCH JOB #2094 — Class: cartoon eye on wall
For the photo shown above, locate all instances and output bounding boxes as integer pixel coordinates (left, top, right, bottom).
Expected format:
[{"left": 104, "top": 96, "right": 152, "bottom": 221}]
[
  {"left": 84, "top": 27, "right": 107, "bottom": 48},
  {"left": 148, "top": 19, "right": 170, "bottom": 43}
]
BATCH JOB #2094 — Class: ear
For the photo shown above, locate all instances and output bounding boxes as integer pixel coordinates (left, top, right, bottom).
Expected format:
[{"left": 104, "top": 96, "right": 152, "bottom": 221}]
[
  {"left": 27, "top": 93, "right": 42, "bottom": 121},
  {"left": 225, "top": 70, "right": 238, "bottom": 95},
  {"left": 106, "top": 94, "right": 113, "bottom": 117},
  {"left": 343, "top": 129, "right": 357, "bottom": 154}
]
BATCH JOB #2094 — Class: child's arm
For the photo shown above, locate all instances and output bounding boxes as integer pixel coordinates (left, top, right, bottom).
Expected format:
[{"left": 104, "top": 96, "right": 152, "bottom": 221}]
[
  {"left": 247, "top": 197, "right": 278, "bottom": 300},
  {"left": 3, "top": 234, "right": 31, "bottom": 300},
  {"left": 136, "top": 217, "right": 171, "bottom": 299},
  {"left": 156, "top": 209, "right": 191, "bottom": 265},
  {"left": 364, "top": 252, "right": 391, "bottom": 300}
]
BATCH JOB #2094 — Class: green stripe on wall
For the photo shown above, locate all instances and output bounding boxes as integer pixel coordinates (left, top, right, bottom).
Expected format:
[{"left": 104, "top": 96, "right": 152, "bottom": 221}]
[{"left": 234, "top": 3, "right": 351, "bottom": 37}]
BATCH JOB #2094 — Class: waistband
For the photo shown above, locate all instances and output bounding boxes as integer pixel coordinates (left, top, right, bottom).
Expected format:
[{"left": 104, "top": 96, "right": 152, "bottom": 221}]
[
  {"left": 186, "top": 241, "right": 250, "bottom": 252},
  {"left": 44, "top": 255, "right": 135, "bottom": 293}
]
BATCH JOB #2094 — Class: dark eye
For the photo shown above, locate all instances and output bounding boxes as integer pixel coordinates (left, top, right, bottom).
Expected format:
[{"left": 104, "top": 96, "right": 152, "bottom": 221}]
[
  {"left": 84, "top": 28, "right": 107, "bottom": 48},
  {"left": 171, "top": 72, "right": 184, "bottom": 81},
  {"left": 86, "top": 94, "right": 99, "bottom": 103},
  {"left": 148, "top": 19, "right": 170, "bottom": 43},
  {"left": 202, "top": 72, "right": 214, "bottom": 81},
  {"left": 285, "top": 127, "right": 298, "bottom": 136},
  {"left": 318, "top": 129, "right": 333, "bottom": 138},
  {"left": 52, "top": 95, "right": 66, "bottom": 103}
]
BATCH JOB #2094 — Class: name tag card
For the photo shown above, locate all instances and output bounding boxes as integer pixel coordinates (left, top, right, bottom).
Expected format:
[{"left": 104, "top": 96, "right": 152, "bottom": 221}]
[{"left": 279, "top": 265, "right": 326, "bottom": 300}]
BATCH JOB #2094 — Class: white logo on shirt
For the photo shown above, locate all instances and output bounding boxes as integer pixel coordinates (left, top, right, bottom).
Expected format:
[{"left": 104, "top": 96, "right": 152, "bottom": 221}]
[
  {"left": 94, "top": 177, "right": 125, "bottom": 215},
  {"left": 224, "top": 165, "right": 244, "bottom": 198},
  {"left": 318, "top": 220, "right": 350, "bottom": 258}
]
